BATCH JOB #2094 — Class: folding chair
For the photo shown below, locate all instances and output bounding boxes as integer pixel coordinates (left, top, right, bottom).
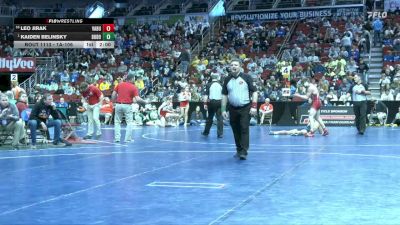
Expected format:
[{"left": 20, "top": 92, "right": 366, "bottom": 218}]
[
  {"left": 56, "top": 108, "right": 79, "bottom": 140},
  {"left": 21, "top": 109, "right": 48, "bottom": 145},
  {"left": 259, "top": 112, "right": 273, "bottom": 127},
  {"left": 0, "top": 129, "right": 13, "bottom": 146},
  {"left": 368, "top": 101, "right": 388, "bottom": 126}
]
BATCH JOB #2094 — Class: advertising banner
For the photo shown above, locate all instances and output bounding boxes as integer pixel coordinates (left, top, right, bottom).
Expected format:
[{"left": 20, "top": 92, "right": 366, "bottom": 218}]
[
  {"left": 385, "top": 0, "right": 400, "bottom": 11},
  {"left": 185, "top": 13, "right": 209, "bottom": 23},
  {"left": 297, "top": 106, "right": 355, "bottom": 126},
  {"left": 228, "top": 5, "right": 364, "bottom": 21},
  {"left": 0, "top": 57, "right": 36, "bottom": 73},
  {"left": 126, "top": 15, "right": 184, "bottom": 26}
]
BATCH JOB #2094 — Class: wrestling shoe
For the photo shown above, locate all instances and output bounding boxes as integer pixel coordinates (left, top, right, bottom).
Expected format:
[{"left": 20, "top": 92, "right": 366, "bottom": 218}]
[
  {"left": 304, "top": 132, "right": 314, "bottom": 137},
  {"left": 322, "top": 128, "right": 329, "bottom": 136}
]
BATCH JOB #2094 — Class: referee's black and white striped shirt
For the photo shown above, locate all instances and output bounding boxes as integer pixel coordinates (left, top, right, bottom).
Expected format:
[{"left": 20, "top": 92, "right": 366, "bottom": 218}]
[
  {"left": 206, "top": 80, "right": 222, "bottom": 100},
  {"left": 222, "top": 73, "right": 256, "bottom": 107}
]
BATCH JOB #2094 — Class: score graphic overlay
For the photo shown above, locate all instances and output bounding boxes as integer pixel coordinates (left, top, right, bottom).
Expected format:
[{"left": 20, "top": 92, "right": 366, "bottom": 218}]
[{"left": 14, "top": 18, "right": 114, "bottom": 49}]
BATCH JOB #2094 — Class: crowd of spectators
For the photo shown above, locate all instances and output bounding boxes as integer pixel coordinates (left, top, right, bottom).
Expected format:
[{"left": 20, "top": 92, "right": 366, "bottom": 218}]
[
  {"left": 0, "top": 12, "right": 400, "bottom": 126},
  {"left": 0, "top": 5, "right": 400, "bottom": 151},
  {"left": 380, "top": 12, "right": 400, "bottom": 100}
]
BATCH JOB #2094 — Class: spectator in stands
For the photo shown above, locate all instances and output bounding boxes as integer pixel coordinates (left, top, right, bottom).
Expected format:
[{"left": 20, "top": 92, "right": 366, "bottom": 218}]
[
  {"left": 328, "top": 45, "right": 339, "bottom": 59},
  {"left": 352, "top": 45, "right": 361, "bottom": 61},
  {"left": 379, "top": 74, "right": 391, "bottom": 93},
  {"left": 308, "top": 52, "right": 320, "bottom": 63},
  {"left": 16, "top": 93, "right": 28, "bottom": 117},
  {"left": 56, "top": 97, "right": 68, "bottom": 108},
  {"left": 384, "top": 25, "right": 395, "bottom": 39},
  {"left": 54, "top": 84, "right": 65, "bottom": 95},
  {"left": 11, "top": 81, "right": 25, "bottom": 101},
  {"left": 381, "top": 89, "right": 394, "bottom": 100},
  {"left": 347, "top": 58, "right": 359, "bottom": 73},
  {"left": 390, "top": 106, "right": 400, "bottom": 126},
  {"left": 299, "top": 53, "right": 309, "bottom": 64},
  {"left": 259, "top": 98, "right": 273, "bottom": 125},
  {"left": 60, "top": 70, "right": 69, "bottom": 83},
  {"left": 179, "top": 49, "right": 191, "bottom": 74},
  {"left": 301, "top": 64, "right": 314, "bottom": 78},
  {"left": 117, "top": 61, "right": 128, "bottom": 73},
  {"left": 162, "top": 63, "right": 174, "bottom": 87},
  {"left": 5, "top": 91, "right": 16, "bottom": 105},
  {"left": 339, "top": 47, "right": 349, "bottom": 59},
  {"left": 190, "top": 105, "right": 206, "bottom": 126},
  {"left": 135, "top": 76, "right": 145, "bottom": 92},
  {"left": 248, "top": 65, "right": 262, "bottom": 81},
  {"left": 100, "top": 97, "right": 113, "bottom": 125},
  {"left": 266, "top": 54, "right": 278, "bottom": 68},
  {"left": 326, "top": 89, "right": 338, "bottom": 103},
  {"left": 282, "top": 49, "right": 293, "bottom": 62},
  {"left": 0, "top": 94, "right": 25, "bottom": 150},
  {"left": 393, "top": 39, "right": 400, "bottom": 52},
  {"left": 79, "top": 82, "right": 103, "bottom": 140},
  {"left": 357, "top": 58, "right": 369, "bottom": 82},
  {"left": 79, "top": 57, "right": 89, "bottom": 70},
  {"left": 4, "top": 44, "right": 12, "bottom": 55},
  {"left": 341, "top": 33, "right": 352, "bottom": 54},
  {"left": 28, "top": 93, "right": 71, "bottom": 148},
  {"left": 99, "top": 79, "right": 111, "bottom": 91},
  {"left": 373, "top": 18, "right": 383, "bottom": 46},
  {"left": 291, "top": 44, "right": 302, "bottom": 62}
]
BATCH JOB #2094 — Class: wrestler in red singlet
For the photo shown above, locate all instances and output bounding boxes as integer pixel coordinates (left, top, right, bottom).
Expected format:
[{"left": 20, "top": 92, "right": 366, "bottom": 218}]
[{"left": 311, "top": 93, "right": 322, "bottom": 110}]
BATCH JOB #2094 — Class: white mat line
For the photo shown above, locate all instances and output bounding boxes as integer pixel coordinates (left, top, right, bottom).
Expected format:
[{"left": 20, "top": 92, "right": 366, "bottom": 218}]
[
  {"left": 0, "top": 154, "right": 111, "bottom": 175},
  {"left": 141, "top": 130, "right": 400, "bottom": 147},
  {"left": 3, "top": 150, "right": 400, "bottom": 161},
  {"left": 90, "top": 140, "right": 128, "bottom": 147},
  {"left": 147, "top": 181, "right": 225, "bottom": 189},
  {"left": 0, "top": 155, "right": 205, "bottom": 216},
  {"left": 208, "top": 147, "right": 327, "bottom": 225}
]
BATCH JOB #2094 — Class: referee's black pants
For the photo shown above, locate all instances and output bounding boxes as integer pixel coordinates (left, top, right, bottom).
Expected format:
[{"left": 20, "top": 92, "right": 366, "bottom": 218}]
[
  {"left": 353, "top": 101, "right": 367, "bottom": 133},
  {"left": 229, "top": 104, "right": 251, "bottom": 156},
  {"left": 204, "top": 100, "right": 223, "bottom": 136}
]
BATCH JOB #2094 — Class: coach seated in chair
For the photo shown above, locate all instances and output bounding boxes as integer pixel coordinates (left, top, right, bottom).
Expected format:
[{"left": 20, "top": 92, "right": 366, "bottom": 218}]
[
  {"left": 0, "top": 94, "right": 25, "bottom": 150},
  {"left": 28, "top": 93, "right": 72, "bottom": 149},
  {"left": 368, "top": 99, "right": 388, "bottom": 126},
  {"left": 100, "top": 97, "right": 113, "bottom": 125},
  {"left": 259, "top": 98, "right": 274, "bottom": 125}
]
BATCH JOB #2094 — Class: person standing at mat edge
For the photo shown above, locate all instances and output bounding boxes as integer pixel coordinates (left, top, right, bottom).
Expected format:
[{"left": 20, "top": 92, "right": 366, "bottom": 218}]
[
  {"left": 347, "top": 74, "right": 371, "bottom": 135},
  {"left": 112, "top": 74, "right": 148, "bottom": 143},
  {"left": 202, "top": 72, "right": 223, "bottom": 138},
  {"left": 79, "top": 82, "right": 103, "bottom": 139},
  {"left": 221, "top": 59, "right": 258, "bottom": 160}
]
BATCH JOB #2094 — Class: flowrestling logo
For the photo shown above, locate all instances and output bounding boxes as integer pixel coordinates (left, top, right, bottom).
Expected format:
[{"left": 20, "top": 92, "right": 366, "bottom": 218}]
[
  {"left": 0, "top": 57, "right": 36, "bottom": 72},
  {"left": 367, "top": 11, "right": 388, "bottom": 19}
]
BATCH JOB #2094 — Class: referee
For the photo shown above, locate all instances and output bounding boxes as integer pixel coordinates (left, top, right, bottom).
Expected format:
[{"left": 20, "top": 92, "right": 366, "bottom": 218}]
[
  {"left": 202, "top": 72, "right": 223, "bottom": 138},
  {"left": 222, "top": 59, "right": 258, "bottom": 160},
  {"left": 347, "top": 74, "right": 371, "bottom": 135},
  {"left": 112, "top": 74, "right": 147, "bottom": 143}
]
